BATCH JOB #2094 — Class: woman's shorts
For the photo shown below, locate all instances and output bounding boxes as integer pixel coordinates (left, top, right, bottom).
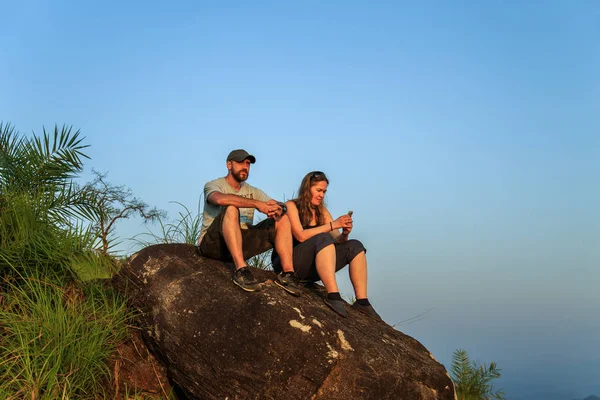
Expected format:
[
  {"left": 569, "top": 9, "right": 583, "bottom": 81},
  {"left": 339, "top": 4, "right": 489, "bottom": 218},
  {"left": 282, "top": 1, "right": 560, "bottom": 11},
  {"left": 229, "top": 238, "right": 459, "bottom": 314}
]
[{"left": 273, "top": 233, "right": 366, "bottom": 281}]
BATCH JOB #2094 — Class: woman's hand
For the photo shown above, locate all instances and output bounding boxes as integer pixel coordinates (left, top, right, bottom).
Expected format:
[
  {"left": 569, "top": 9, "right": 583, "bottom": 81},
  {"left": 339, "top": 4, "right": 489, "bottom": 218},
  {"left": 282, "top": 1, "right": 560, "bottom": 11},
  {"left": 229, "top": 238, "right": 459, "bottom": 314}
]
[
  {"left": 342, "top": 222, "right": 353, "bottom": 236},
  {"left": 333, "top": 214, "right": 353, "bottom": 231}
]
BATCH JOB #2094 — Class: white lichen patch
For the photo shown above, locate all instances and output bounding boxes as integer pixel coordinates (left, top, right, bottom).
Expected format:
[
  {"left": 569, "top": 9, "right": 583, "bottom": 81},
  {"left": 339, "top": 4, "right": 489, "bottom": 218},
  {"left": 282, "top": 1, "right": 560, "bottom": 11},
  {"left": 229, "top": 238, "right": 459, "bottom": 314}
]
[
  {"left": 293, "top": 307, "right": 305, "bottom": 319},
  {"left": 267, "top": 301, "right": 277, "bottom": 306},
  {"left": 141, "top": 256, "right": 162, "bottom": 279},
  {"left": 429, "top": 352, "right": 438, "bottom": 362},
  {"left": 289, "top": 320, "right": 311, "bottom": 332},
  {"left": 337, "top": 329, "right": 353, "bottom": 351},
  {"left": 160, "top": 280, "right": 183, "bottom": 308},
  {"left": 326, "top": 342, "right": 339, "bottom": 361},
  {"left": 311, "top": 318, "right": 323, "bottom": 328}
]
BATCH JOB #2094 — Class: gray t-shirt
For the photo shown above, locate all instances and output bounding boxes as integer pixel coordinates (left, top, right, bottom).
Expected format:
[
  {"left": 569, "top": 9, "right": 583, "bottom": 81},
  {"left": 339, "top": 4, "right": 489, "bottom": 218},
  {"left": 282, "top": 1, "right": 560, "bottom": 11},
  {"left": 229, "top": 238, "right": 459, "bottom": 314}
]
[{"left": 198, "top": 177, "right": 271, "bottom": 243}]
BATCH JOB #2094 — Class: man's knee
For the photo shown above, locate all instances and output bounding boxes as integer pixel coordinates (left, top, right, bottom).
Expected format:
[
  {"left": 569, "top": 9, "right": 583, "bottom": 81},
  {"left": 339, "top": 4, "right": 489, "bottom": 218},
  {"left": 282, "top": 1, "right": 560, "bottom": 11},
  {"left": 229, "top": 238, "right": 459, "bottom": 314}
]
[
  {"left": 223, "top": 205, "right": 240, "bottom": 218},
  {"left": 219, "top": 206, "right": 243, "bottom": 240},
  {"left": 275, "top": 214, "right": 290, "bottom": 230}
]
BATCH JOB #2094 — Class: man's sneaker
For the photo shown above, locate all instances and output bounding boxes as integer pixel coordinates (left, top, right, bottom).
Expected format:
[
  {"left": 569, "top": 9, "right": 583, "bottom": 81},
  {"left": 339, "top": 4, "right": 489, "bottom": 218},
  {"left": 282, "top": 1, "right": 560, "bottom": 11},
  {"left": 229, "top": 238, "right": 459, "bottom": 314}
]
[
  {"left": 274, "top": 272, "right": 303, "bottom": 297},
  {"left": 352, "top": 302, "right": 382, "bottom": 320},
  {"left": 302, "top": 281, "right": 327, "bottom": 293},
  {"left": 324, "top": 298, "right": 348, "bottom": 318},
  {"left": 233, "top": 267, "right": 262, "bottom": 292}
]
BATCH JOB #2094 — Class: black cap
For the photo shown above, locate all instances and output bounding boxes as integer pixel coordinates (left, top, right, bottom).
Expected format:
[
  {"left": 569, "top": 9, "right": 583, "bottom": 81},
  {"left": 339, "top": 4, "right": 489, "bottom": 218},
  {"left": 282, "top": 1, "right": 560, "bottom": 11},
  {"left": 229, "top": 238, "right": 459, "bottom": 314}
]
[{"left": 227, "top": 149, "right": 256, "bottom": 164}]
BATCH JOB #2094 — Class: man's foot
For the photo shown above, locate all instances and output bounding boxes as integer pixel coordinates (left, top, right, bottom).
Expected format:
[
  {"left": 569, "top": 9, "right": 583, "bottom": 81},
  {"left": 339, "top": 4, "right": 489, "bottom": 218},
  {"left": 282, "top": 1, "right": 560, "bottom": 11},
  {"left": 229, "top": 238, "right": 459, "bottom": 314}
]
[
  {"left": 232, "top": 267, "right": 262, "bottom": 292},
  {"left": 324, "top": 297, "right": 348, "bottom": 318},
  {"left": 302, "top": 281, "right": 326, "bottom": 293},
  {"left": 352, "top": 302, "right": 382, "bottom": 320},
  {"left": 274, "top": 272, "right": 303, "bottom": 297}
]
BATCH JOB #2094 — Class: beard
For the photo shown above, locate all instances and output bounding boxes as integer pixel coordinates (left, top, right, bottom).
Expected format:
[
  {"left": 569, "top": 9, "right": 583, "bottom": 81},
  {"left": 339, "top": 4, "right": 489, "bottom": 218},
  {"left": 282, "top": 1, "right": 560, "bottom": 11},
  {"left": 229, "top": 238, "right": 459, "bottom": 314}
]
[{"left": 232, "top": 169, "right": 249, "bottom": 183}]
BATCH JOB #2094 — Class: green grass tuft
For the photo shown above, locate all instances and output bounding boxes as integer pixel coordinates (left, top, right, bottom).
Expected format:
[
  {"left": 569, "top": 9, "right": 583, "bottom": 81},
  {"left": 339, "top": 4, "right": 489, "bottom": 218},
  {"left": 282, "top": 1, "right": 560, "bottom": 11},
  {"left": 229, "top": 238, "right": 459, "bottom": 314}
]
[{"left": 0, "top": 273, "right": 128, "bottom": 399}]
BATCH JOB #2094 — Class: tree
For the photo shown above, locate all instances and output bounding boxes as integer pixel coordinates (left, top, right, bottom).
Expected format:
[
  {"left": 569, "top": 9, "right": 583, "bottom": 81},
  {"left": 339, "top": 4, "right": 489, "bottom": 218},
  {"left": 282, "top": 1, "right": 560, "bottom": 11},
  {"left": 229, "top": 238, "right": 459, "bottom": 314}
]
[
  {"left": 84, "top": 170, "right": 164, "bottom": 255},
  {"left": 450, "top": 348, "right": 506, "bottom": 400},
  {"left": 0, "top": 123, "right": 161, "bottom": 278}
]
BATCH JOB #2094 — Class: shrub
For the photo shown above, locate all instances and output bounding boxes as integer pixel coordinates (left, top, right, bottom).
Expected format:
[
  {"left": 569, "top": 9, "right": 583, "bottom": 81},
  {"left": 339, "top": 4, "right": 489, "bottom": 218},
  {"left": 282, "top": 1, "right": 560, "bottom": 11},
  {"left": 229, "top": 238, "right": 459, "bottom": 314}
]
[
  {"left": 450, "top": 348, "right": 506, "bottom": 400},
  {"left": 0, "top": 270, "right": 128, "bottom": 399}
]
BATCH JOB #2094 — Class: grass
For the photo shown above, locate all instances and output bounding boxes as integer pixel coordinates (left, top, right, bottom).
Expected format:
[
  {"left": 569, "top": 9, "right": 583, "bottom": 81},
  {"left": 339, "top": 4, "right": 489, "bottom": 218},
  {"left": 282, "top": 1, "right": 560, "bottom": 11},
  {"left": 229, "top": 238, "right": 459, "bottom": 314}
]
[
  {"left": 69, "top": 250, "right": 119, "bottom": 281},
  {"left": 247, "top": 249, "right": 274, "bottom": 271},
  {"left": 0, "top": 271, "right": 128, "bottom": 399},
  {"left": 0, "top": 123, "right": 159, "bottom": 398},
  {"left": 132, "top": 201, "right": 202, "bottom": 247}
]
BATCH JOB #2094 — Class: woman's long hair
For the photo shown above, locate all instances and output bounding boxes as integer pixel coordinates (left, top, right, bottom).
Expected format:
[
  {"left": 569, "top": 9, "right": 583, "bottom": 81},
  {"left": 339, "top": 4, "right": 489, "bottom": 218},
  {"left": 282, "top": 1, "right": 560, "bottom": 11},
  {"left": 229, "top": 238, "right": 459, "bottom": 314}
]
[{"left": 293, "top": 171, "right": 329, "bottom": 228}]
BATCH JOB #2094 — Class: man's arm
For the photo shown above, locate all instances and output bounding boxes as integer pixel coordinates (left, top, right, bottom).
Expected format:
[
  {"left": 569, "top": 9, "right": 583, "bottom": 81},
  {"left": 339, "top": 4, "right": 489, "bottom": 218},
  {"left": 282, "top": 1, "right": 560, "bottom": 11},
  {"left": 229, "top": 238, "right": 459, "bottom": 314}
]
[
  {"left": 208, "top": 192, "right": 259, "bottom": 208},
  {"left": 207, "top": 192, "right": 280, "bottom": 217},
  {"left": 253, "top": 187, "right": 285, "bottom": 219}
]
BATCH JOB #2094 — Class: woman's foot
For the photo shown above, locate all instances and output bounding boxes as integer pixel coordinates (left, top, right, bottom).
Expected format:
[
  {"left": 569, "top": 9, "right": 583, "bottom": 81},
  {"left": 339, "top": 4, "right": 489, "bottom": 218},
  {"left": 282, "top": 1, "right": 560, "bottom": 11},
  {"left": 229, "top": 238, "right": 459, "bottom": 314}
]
[
  {"left": 352, "top": 302, "right": 382, "bottom": 320},
  {"left": 324, "top": 292, "right": 348, "bottom": 317},
  {"left": 324, "top": 298, "right": 348, "bottom": 317}
]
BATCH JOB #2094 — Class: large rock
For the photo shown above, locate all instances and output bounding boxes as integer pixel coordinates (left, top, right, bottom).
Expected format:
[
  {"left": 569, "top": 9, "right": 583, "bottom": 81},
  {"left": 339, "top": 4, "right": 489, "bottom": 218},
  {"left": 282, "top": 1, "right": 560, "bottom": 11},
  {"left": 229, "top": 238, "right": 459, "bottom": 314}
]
[{"left": 114, "top": 243, "right": 455, "bottom": 400}]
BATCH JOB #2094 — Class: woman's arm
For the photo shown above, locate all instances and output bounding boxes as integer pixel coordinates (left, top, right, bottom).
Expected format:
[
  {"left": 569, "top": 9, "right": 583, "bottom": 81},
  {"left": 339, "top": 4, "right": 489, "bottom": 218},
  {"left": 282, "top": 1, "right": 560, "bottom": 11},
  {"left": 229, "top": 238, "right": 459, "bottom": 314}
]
[
  {"left": 322, "top": 208, "right": 351, "bottom": 243},
  {"left": 285, "top": 201, "right": 334, "bottom": 242}
]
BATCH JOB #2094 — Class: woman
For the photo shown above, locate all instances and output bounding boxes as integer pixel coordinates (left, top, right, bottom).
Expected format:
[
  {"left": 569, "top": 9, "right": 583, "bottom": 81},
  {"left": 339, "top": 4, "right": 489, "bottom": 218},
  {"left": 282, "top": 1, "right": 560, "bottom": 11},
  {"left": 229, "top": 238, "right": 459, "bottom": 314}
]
[{"left": 274, "top": 171, "right": 381, "bottom": 320}]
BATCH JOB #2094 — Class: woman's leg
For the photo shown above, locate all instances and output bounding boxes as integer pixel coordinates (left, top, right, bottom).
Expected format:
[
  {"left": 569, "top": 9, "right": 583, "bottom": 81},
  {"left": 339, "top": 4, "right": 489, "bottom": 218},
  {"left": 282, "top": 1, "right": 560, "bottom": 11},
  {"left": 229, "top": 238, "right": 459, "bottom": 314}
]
[
  {"left": 292, "top": 233, "right": 339, "bottom": 293},
  {"left": 337, "top": 239, "right": 381, "bottom": 320},
  {"left": 348, "top": 250, "right": 368, "bottom": 299},
  {"left": 315, "top": 243, "right": 339, "bottom": 293},
  {"left": 313, "top": 236, "right": 347, "bottom": 317},
  {"left": 333, "top": 239, "right": 368, "bottom": 299}
]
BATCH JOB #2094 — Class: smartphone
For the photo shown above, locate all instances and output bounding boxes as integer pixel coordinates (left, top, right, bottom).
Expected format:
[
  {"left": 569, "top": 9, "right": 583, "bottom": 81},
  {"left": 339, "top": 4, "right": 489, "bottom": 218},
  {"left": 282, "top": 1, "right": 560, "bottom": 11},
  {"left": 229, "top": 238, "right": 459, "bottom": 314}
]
[{"left": 348, "top": 210, "right": 353, "bottom": 217}]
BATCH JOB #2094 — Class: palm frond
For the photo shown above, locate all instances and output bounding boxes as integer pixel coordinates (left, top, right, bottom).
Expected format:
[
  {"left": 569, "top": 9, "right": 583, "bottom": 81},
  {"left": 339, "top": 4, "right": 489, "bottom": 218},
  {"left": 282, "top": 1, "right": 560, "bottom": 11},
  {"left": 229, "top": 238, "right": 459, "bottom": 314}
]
[
  {"left": 0, "top": 122, "right": 26, "bottom": 190},
  {"left": 28, "top": 125, "right": 89, "bottom": 189},
  {"left": 450, "top": 349, "right": 506, "bottom": 400}
]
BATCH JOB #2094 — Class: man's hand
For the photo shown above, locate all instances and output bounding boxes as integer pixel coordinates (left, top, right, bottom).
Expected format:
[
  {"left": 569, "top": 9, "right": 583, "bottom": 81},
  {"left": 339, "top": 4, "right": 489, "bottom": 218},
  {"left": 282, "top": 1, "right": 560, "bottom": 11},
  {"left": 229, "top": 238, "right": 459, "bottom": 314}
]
[{"left": 257, "top": 200, "right": 283, "bottom": 220}]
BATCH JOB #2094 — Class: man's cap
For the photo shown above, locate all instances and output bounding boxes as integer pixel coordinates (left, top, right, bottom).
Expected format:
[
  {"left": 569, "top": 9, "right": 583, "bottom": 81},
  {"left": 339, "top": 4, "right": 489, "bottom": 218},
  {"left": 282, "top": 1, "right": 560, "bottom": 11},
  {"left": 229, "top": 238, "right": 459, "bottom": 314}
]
[{"left": 227, "top": 149, "right": 256, "bottom": 164}]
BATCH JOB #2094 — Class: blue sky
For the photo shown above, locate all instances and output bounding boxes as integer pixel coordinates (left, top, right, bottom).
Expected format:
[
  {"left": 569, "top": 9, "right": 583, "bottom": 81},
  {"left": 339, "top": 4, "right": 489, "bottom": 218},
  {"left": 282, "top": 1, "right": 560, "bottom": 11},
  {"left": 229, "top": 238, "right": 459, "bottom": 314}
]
[{"left": 2, "top": 1, "right": 598, "bottom": 398}]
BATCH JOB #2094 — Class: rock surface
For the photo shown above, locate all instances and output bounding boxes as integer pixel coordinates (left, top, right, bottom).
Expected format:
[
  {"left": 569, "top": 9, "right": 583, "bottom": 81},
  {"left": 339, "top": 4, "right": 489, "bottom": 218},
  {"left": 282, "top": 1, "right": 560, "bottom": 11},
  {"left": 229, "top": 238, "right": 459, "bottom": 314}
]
[
  {"left": 114, "top": 243, "right": 455, "bottom": 400},
  {"left": 108, "top": 329, "right": 172, "bottom": 399}
]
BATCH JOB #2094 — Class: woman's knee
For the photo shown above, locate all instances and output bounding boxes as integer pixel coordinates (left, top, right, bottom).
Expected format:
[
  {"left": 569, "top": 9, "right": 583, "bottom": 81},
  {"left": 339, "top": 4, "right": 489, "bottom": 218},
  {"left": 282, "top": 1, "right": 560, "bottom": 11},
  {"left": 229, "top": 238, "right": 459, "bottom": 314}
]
[
  {"left": 313, "top": 232, "right": 335, "bottom": 253},
  {"left": 315, "top": 232, "right": 335, "bottom": 245},
  {"left": 345, "top": 239, "right": 367, "bottom": 264},
  {"left": 347, "top": 239, "right": 365, "bottom": 252}
]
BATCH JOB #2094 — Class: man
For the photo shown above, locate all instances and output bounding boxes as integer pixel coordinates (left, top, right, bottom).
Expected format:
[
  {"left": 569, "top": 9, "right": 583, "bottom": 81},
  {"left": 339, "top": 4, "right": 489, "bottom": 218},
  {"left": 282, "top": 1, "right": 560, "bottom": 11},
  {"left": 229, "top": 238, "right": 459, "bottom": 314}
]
[{"left": 197, "top": 149, "right": 302, "bottom": 295}]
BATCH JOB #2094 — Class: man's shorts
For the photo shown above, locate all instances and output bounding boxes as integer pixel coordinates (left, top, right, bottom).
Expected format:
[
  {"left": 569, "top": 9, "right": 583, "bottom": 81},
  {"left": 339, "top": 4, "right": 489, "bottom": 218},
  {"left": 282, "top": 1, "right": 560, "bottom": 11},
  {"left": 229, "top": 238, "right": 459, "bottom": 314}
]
[{"left": 198, "top": 209, "right": 276, "bottom": 262}]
